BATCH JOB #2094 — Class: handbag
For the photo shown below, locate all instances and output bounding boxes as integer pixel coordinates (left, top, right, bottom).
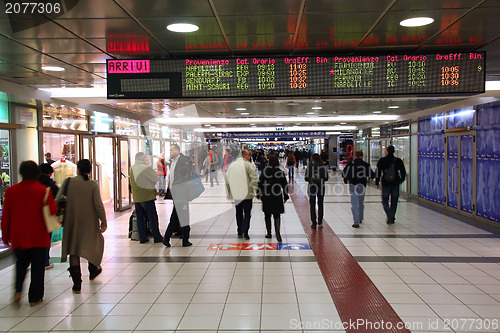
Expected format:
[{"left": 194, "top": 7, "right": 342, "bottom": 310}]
[
  {"left": 56, "top": 177, "right": 71, "bottom": 223},
  {"left": 188, "top": 172, "right": 205, "bottom": 200},
  {"left": 43, "top": 187, "right": 62, "bottom": 232}
]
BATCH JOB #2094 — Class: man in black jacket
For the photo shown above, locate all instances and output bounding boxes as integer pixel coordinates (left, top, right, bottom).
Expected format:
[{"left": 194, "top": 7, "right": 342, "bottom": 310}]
[
  {"left": 163, "top": 144, "right": 193, "bottom": 247},
  {"left": 38, "top": 163, "right": 59, "bottom": 269},
  {"left": 343, "top": 151, "right": 375, "bottom": 228},
  {"left": 375, "top": 146, "right": 406, "bottom": 224}
]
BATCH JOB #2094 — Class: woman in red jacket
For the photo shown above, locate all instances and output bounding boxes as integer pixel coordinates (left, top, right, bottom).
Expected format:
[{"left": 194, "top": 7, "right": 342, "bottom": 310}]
[{"left": 1, "top": 161, "right": 58, "bottom": 306}]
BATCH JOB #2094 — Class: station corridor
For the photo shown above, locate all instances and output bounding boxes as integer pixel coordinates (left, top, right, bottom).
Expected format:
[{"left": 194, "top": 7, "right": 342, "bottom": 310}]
[{"left": 0, "top": 169, "right": 499, "bottom": 333}]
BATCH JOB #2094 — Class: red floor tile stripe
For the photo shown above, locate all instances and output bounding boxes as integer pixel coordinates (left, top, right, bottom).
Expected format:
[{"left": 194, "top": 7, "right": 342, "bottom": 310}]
[{"left": 289, "top": 183, "right": 411, "bottom": 333}]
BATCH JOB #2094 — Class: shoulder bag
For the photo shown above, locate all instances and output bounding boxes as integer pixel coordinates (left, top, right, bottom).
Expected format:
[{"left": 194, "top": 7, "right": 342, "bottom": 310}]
[{"left": 43, "top": 187, "right": 62, "bottom": 232}]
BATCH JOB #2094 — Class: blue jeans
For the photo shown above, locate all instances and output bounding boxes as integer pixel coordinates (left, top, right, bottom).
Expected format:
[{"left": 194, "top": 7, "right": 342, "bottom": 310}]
[
  {"left": 158, "top": 175, "right": 166, "bottom": 194},
  {"left": 135, "top": 200, "right": 163, "bottom": 242},
  {"left": 349, "top": 184, "right": 366, "bottom": 225},
  {"left": 309, "top": 193, "right": 324, "bottom": 226},
  {"left": 382, "top": 184, "right": 400, "bottom": 222}
]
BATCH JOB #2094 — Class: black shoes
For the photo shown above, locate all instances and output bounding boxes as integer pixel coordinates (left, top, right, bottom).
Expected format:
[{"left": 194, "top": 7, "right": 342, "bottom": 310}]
[
  {"left": 89, "top": 266, "right": 102, "bottom": 280},
  {"left": 243, "top": 234, "right": 250, "bottom": 240},
  {"left": 352, "top": 224, "right": 360, "bottom": 228},
  {"left": 265, "top": 234, "right": 272, "bottom": 238},
  {"left": 154, "top": 237, "right": 164, "bottom": 243},
  {"left": 276, "top": 234, "right": 282, "bottom": 243},
  {"left": 311, "top": 224, "right": 316, "bottom": 229},
  {"left": 163, "top": 238, "right": 171, "bottom": 247},
  {"left": 140, "top": 239, "right": 149, "bottom": 244},
  {"left": 183, "top": 242, "right": 192, "bottom": 247},
  {"left": 237, "top": 233, "right": 243, "bottom": 238}
]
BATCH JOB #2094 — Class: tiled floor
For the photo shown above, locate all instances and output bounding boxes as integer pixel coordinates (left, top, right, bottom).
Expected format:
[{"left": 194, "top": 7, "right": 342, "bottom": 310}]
[{"left": 0, "top": 168, "right": 499, "bottom": 332}]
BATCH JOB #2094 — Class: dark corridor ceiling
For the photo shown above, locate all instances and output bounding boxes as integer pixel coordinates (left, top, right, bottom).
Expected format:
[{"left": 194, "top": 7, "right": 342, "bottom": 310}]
[{"left": 0, "top": 0, "right": 499, "bottom": 121}]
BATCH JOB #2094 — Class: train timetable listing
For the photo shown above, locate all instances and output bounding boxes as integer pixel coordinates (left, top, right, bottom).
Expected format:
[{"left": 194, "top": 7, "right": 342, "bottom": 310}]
[{"left": 106, "top": 53, "right": 485, "bottom": 99}]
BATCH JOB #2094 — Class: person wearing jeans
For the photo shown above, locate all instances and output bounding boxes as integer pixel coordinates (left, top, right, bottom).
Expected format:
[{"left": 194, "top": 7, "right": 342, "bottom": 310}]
[{"left": 343, "top": 150, "right": 375, "bottom": 228}]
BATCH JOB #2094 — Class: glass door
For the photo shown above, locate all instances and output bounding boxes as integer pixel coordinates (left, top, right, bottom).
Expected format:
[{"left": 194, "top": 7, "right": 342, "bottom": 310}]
[
  {"left": 115, "top": 138, "right": 131, "bottom": 211},
  {"left": 445, "top": 132, "right": 475, "bottom": 216}
]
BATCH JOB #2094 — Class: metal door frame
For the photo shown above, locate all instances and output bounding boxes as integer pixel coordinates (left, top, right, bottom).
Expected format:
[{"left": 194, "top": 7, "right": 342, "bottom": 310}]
[
  {"left": 115, "top": 137, "right": 132, "bottom": 211},
  {"left": 444, "top": 130, "right": 476, "bottom": 217}
]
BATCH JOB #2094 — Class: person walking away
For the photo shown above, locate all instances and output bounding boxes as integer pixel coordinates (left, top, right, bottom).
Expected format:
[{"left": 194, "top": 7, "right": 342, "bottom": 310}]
[
  {"left": 342, "top": 151, "right": 375, "bottom": 228},
  {"left": 304, "top": 153, "right": 329, "bottom": 228},
  {"left": 221, "top": 149, "right": 234, "bottom": 175},
  {"left": 156, "top": 153, "right": 167, "bottom": 196},
  {"left": 203, "top": 149, "right": 220, "bottom": 187},
  {"left": 293, "top": 149, "right": 301, "bottom": 169},
  {"left": 286, "top": 152, "right": 296, "bottom": 180},
  {"left": 38, "top": 163, "right": 59, "bottom": 269},
  {"left": 258, "top": 156, "right": 289, "bottom": 242},
  {"left": 301, "top": 149, "right": 308, "bottom": 169},
  {"left": 1, "top": 161, "right": 58, "bottom": 306},
  {"left": 163, "top": 144, "right": 193, "bottom": 247},
  {"left": 56, "top": 159, "right": 107, "bottom": 294},
  {"left": 225, "top": 149, "right": 258, "bottom": 240},
  {"left": 129, "top": 152, "right": 164, "bottom": 244},
  {"left": 375, "top": 145, "right": 406, "bottom": 224}
]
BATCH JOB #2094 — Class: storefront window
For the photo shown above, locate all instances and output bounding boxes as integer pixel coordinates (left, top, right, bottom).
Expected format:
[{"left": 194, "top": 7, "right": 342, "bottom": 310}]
[
  {"left": 0, "top": 129, "right": 12, "bottom": 253},
  {"left": 115, "top": 117, "right": 140, "bottom": 136},
  {"left": 43, "top": 132, "right": 77, "bottom": 164},
  {"left": 0, "top": 92, "right": 10, "bottom": 123},
  {"left": 43, "top": 105, "right": 88, "bottom": 131}
]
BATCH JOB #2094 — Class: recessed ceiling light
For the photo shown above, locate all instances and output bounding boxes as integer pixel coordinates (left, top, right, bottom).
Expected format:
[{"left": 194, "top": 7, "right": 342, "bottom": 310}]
[
  {"left": 340, "top": 122, "right": 347, "bottom": 124},
  {"left": 41, "top": 66, "right": 65, "bottom": 71},
  {"left": 204, "top": 124, "right": 211, "bottom": 127},
  {"left": 388, "top": 106, "right": 400, "bottom": 109},
  {"left": 373, "top": 111, "right": 382, "bottom": 114},
  {"left": 311, "top": 107, "right": 322, "bottom": 110},
  {"left": 241, "top": 112, "right": 249, "bottom": 115},
  {"left": 276, "top": 123, "right": 283, "bottom": 125},
  {"left": 167, "top": 23, "right": 199, "bottom": 32},
  {"left": 306, "top": 112, "right": 315, "bottom": 115},
  {"left": 400, "top": 17, "right": 434, "bottom": 27},
  {"left": 236, "top": 108, "right": 246, "bottom": 111}
]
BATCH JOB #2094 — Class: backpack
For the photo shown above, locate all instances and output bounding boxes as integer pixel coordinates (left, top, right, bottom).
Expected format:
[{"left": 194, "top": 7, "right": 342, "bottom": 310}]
[
  {"left": 383, "top": 160, "right": 397, "bottom": 183},
  {"left": 286, "top": 157, "right": 295, "bottom": 166},
  {"left": 311, "top": 166, "right": 322, "bottom": 184}
]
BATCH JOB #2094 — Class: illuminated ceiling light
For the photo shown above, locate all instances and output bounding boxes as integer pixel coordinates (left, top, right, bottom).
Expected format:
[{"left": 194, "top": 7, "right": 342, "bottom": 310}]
[
  {"left": 311, "top": 107, "right": 322, "bottom": 110},
  {"left": 306, "top": 112, "right": 315, "bottom": 115},
  {"left": 373, "top": 111, "right": 382, "bottom": 114},
  {"left": 400, "top": 17, "right": 434, "bottom": 27},
  {"left": 340, "top": 122, "right": 347, "bottom": 124},
  {"left": 236, "top": 108, "right": 247, "bottom": 111},
  {"left": 167, "top": 23, "right": 199, "bottom": 32},
  {"left": 240, "top": 112, "right": 249, "bottom": 115},
  {"left": 41, "top": 66, "right": 65, "bottom": 71},
  {"left": 388, "top": 106, "right": 400, "bottom": 109},
  {"left": 204, "top": 124, "right": 211, "bottom": 127}
]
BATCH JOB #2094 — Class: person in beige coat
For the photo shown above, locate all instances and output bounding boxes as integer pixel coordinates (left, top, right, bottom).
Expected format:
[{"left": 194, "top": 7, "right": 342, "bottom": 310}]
[
  {"left": 225, "top": 149, "right": 258, "bottom": 239},
  {"left": 56, "top": 159, "right": 107, "bottom": 294}
]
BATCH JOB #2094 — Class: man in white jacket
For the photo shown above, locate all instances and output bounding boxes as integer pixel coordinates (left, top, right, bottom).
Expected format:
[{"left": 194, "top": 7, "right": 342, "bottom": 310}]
[{"left": 225, "top": 149, "right": 258, "bottom": 239}]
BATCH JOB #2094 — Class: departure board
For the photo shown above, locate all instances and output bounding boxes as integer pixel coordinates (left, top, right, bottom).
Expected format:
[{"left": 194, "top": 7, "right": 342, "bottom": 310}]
[{"left": 106, "top": 52, "right": 485, "bottom": 99}]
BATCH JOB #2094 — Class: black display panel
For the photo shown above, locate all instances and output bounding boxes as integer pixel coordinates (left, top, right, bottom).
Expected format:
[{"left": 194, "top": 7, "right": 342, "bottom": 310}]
[{"left": 106, "top": 52, "right": 485, "bottom": 99}]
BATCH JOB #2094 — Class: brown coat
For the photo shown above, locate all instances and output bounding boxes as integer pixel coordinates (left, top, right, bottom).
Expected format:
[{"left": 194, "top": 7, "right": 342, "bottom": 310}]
[{"left": 56, "top": 176, "right": 107, "bottom": 266}]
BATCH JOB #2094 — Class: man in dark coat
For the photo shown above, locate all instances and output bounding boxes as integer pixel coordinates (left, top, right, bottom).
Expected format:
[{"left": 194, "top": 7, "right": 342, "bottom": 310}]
[
  {"left": 376, "top": 145, "right": 406, "bottom": 224},
  {"left": 305, "top": 154, "right": 329, "bottom": 228},
  {"left": 163, "top": 144, "right": 193, "bottom": 247},
  {"left": 38, "top": 163, "right": 59, "bottom": 269},
  {"left": 343, "top": 151, "right": 375, "bottom": 228}
]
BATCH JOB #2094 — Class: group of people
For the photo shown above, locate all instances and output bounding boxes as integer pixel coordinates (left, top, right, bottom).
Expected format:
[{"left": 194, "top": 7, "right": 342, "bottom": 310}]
[
  {"left": 0, "top": 144, "right": 405, "bottom": 307},
  {"left": 343, "top": 145, "right": 406, "bottom": 228},
  {"left": 1, "top": 158, "right": 107, "bottom": 306}
]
